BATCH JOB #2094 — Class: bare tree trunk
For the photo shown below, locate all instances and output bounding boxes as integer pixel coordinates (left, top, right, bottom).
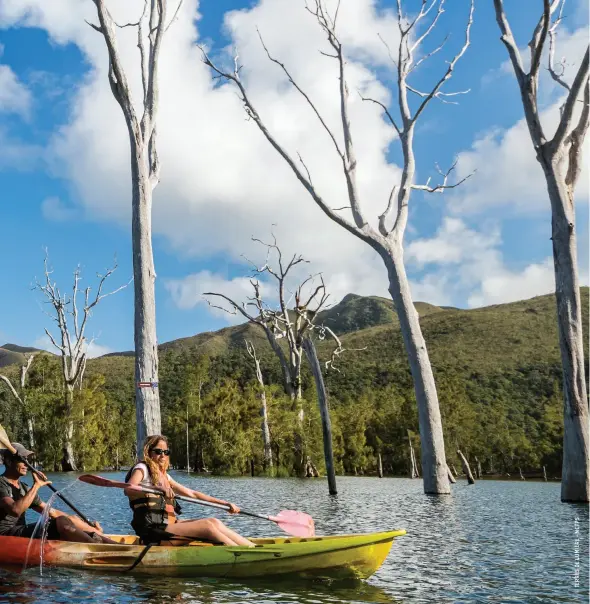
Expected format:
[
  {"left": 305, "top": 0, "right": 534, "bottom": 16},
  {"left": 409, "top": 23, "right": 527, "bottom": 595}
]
[
  {"left": 387, "top": 255, "right": 449, "bottom": 493},
  {"left": 132, "top": 151, "right": 161, "bottom": 444},
  {"left": 186, "top": 403, "right": 190, "bottom": 473},
  {"left": 91, "top": 0, "right": 172, "bottom": 447},
  {"left": 474, "top": 456, "right": 482, "bottom": 479},
  {"left": 302, "top": 336, "right": 337, "bottom": 495},
  {"left": 26, "top": 417, "right": 35, "bottom": 451},
  {"left": 541, "top": 159, "right": 589, "bottom": 502},
  {"left": 408, "top": 431, "right": 418, "bottom": 479},
  {"left": 519, "top": 467, "right": 526, "bottom": 481},
  {"left": 62, "top": 385, "right": 77, "bottom": 471},
  {"left": 543, "top": 466, "right": 548, "bottom": 482},
  {"left": 457, "top": 450, "right": 475, "bottom": 485},
  {"left": 246, "top": 341, "right": 273, "bottom": 471},
  {"left": 378, "top": 452, "right": 383, "bottom": 478},
  {"left": 447, "top": 464, "right": 457, "bottom": 484},
  {"left": 493, "top": 0, "right": 589, "bottom": 503}
]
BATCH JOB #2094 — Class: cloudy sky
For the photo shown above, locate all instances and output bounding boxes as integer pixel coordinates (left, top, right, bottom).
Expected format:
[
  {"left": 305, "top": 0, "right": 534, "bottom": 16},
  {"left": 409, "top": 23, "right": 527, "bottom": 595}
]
[{"left": 0, "top": 0, "right": 588, "bottom": 356}]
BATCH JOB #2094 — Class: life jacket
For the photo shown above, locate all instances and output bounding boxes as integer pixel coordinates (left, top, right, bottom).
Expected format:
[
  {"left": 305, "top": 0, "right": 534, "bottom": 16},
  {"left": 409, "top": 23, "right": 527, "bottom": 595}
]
[{"left": 125, "top": 462, "right": 177, "bottom": 528}]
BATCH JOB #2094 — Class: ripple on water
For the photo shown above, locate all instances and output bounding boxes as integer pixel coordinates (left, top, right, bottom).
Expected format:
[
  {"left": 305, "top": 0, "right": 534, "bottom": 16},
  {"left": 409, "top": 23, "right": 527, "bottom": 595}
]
[{"left": 0, "top": 474, "right": 586, "bottom": 603}]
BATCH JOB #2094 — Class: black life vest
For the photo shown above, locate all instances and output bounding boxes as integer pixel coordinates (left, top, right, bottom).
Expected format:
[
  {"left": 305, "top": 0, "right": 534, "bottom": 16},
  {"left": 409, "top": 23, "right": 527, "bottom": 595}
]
[{"left": 125, "top": 463, "right": 177, "bottom": 529}]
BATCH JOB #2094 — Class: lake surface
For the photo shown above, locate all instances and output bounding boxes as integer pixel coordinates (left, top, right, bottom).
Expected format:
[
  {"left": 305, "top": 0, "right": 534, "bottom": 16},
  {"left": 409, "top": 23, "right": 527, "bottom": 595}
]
[{"left": 0, "top": 473, "right": 587, "bottom": 603}]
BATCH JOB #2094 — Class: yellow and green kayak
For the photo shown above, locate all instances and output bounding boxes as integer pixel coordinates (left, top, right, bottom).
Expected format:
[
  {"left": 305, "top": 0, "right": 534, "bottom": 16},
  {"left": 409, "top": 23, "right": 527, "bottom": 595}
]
[{"left": 0, "top": 530, "right": 405, "bottom": 579}]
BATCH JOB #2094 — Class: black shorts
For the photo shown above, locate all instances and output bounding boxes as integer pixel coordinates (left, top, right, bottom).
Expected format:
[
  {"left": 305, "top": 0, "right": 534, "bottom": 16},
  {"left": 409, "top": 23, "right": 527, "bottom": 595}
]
[{"left": 6, "top": 518, "right": 60, "bottom": 540}]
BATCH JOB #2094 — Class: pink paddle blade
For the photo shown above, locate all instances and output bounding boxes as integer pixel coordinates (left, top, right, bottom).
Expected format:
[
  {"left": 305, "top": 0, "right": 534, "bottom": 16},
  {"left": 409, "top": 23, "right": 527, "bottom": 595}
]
[{"left": 270, "top": 510, "right": 315, "bottom": 538}]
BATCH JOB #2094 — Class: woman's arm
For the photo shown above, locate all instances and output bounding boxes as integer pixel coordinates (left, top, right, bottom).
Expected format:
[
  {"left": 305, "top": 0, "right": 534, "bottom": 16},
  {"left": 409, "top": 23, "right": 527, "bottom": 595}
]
[
  {"left": 168, "top": 478, "right": 240, "bottom": 513},
  {"left": 123, "top": 468, "right": 145, "bottom": 497}
]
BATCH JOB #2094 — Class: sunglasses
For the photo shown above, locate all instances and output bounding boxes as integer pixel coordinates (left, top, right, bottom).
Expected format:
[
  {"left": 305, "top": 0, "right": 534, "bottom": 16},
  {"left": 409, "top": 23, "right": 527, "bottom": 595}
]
[{"left": 150, "top": 448, "right": 170, "bottom": 456}]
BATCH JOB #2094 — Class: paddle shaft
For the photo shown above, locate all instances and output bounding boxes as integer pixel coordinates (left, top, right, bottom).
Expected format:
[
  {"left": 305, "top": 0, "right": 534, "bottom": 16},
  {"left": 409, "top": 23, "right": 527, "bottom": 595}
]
[
  {"left": 137, "top": 485, "right": 273, "bottom": 522},
  {"left": 21, "top": 457, "right": 97, "bottom": 528},
  {"left": 0, "top": 437, "right": 97, "bottom": 528}
]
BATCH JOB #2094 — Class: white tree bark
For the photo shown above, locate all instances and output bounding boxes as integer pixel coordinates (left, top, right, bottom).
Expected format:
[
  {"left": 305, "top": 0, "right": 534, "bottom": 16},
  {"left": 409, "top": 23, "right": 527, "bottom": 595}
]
[
  {"left": 201, "top": 0, "right": 475, "bottom": 494},
  {"left": 493, "top": 0, "right": 589, "bottom": 503},
  {"left": 246, "top": 340, "right": 273, "bottom": 471},
  {"left": 457, "top": 449, "right": 475, "bottom": 485},
  {"left": 90, "top": 0, "right": 180, "bottom": 446}
]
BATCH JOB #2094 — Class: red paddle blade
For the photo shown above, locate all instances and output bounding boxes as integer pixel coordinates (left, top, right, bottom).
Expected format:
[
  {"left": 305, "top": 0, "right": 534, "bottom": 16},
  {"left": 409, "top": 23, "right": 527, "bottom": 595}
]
[{"left": 271, "top": 510, "right": 315, "bottom": 538}]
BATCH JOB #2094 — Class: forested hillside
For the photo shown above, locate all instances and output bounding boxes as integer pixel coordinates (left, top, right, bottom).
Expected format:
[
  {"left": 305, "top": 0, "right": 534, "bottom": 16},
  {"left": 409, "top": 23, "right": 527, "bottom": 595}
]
[{"left": 1, "top": 289, "right": 587, "bottom": 478}]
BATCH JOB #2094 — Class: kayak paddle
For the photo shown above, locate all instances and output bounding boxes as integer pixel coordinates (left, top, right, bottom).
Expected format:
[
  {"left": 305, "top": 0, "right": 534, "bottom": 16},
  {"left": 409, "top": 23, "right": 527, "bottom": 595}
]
[
  {"left": 79, "top": 474, "right": 315, "bottom": 538},
  {"left": 0, "top": 423, "right": 98, "bottom": 528}
]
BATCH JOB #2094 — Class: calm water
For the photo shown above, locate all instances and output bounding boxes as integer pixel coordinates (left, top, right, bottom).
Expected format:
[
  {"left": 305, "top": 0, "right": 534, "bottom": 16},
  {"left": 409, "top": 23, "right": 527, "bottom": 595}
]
[{"left": 0, "top": 474, "right": 587, "bottom": 603}]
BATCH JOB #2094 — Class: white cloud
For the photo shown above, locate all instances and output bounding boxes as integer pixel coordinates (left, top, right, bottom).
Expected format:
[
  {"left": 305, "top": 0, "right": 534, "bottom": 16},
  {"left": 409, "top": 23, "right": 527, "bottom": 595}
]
[
  {"left": 449, "top": 98, "right": 589, "bottom": 215},
  {"left": 41, "top": 196, "right": 79, "bottom": 221},
  {"left": 33, "top": 335, "right": 113, "bottom": 358},
  {"left": 467, "top": 257, "right": 555, "bottom": 308},
  {"left": 0, "top": 64, "right": 31, "bottom": 117},
  {"left": 86, "top": 341, "right": 113, "bottom": 358},
  {"left": 0, "top": 0, "right": 407, "bottom": 308},
  {"left": 165, "top": 270, "right": 276, "bottom": 322},
  {"left": 405, "top": 217, "right": 583, "bottom": 308}
]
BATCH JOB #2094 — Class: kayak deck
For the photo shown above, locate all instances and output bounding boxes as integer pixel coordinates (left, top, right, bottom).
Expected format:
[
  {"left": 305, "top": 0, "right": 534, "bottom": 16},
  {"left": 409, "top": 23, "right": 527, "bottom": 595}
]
[{"left": 0, "top": 530, "right": 406, "bottom": 579}]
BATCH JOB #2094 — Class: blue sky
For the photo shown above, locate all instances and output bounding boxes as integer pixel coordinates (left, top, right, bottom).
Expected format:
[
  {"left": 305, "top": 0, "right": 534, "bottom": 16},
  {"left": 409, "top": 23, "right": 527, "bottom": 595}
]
[{"left": 0, "top": 0, "right": 588, "bottom": 356}]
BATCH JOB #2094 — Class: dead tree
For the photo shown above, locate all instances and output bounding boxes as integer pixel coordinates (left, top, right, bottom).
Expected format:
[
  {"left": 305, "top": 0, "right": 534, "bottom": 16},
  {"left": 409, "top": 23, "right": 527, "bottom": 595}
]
[
  {"left": 89, "top": 0, "right": 183, "bottom": 446},
  {"left": 34, "top": 254, "right": 128, "bottom": 470},
  {"left": 446, "top": 464, "right": 457, "bottom": 484},
  {"left": 301, "top": 334, "right": 337, "bottom": 495},
  {"left": 457, "top": 449, "right": 475, "bottom": 485},
  {"left": 0, "top": 353, "right": 36, "bottom": 449},
  {"left": 205, "top": 236, "right": 326, "bottom": 403},
  {"left": 474, "top": 456, "right": 482, "bottom": 479},
  {"left": 204, "top": 236, "right": 330, "bottom": 474},
  {"left": 408, "top": 430, "right": 419, "bottom": 479},
  {"left": 201, "top": 0, "right": 475, "bottom": 495},
  {"left": 543, "top": 466, "right": 548, "bottom": 482},
  {"left": 377, "top": 452, "right": 384, "bottom": 478},
  {"left": 493, "top": 0, "right": 589, "bottom": 503},
  {"left": 245, "top": 340, "right": 273, "bottom": 472}
]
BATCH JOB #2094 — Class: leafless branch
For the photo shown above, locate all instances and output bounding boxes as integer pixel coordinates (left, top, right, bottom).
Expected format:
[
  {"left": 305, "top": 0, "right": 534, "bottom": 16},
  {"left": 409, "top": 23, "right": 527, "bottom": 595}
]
[
  {"left": 552, "top": 48, "right": 590, "bottom": 150},
  {"left": 257, "top": 28, "right": 344, "bottom": 161},
  {"left": 547, "top": 1, "right": 571, "bottom": 91},
  {"left": 379, "top": 185, "right": 398, "bottom": 236},
  {"left": 412, "top": 159, "right": 475, "bottom": 193},
  {"left": 412, "top": 0, "right": 474, "bottom": 124},
  {"left": 199, "top": 45, "right": 370, "bottom": 244}
]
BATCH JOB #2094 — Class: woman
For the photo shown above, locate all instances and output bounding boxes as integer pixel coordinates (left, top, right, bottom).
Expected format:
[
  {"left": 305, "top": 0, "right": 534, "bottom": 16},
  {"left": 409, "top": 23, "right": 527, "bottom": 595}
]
[{"left": 124, "top": 435, "right": 255, "bottom": 547}]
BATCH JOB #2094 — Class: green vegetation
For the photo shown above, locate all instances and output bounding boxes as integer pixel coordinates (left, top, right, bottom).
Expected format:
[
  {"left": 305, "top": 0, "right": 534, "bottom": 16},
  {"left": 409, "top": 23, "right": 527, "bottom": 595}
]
[{"left": 0, "top": 289, "right": 587, "bottom": 477}]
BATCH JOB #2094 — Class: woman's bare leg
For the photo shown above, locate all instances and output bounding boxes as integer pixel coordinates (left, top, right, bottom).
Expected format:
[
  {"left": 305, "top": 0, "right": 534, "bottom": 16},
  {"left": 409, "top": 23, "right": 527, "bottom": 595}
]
[
  {"left": 215, "top": 523, "right": 256, "bottom": 547},
  {"left": 165, "top": 518, "right": 254, "bottom": 547},
  {"left": 165, "top": 518, "right": 239, "bottom": 546}
]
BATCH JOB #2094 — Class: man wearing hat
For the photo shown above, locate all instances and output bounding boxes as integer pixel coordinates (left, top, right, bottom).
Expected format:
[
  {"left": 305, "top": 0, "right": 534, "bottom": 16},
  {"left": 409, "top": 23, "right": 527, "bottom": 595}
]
[{"left": 0, "top": 443, "right": 113, "bottom": 543}]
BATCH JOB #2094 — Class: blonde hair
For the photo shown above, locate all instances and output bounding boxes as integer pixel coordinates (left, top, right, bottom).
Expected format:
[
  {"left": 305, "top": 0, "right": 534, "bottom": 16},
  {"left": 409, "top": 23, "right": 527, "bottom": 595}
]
[{"left": 141, "top": 435, "right": 170, "bottom": 486}]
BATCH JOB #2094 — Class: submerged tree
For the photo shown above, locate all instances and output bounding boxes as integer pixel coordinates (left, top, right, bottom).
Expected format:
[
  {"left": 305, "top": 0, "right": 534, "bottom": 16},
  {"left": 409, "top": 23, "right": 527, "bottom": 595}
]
[
  {"left": 493, "top": 0, "right": 589, "bottom": 502},
  {"left": 201, "top": 0, "right": 475, "bottom": 494},
  {"left": 34, "top": 254, "right": 127, "bottom": 470},
  {"left": 89, "top": 0, "right": 183, "bottom": 445}
]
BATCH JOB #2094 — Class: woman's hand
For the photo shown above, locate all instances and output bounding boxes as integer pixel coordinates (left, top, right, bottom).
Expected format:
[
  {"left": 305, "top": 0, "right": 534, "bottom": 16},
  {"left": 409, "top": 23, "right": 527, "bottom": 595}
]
[{"left": 226, "top": 502, "right": 240, "bottom": 514}]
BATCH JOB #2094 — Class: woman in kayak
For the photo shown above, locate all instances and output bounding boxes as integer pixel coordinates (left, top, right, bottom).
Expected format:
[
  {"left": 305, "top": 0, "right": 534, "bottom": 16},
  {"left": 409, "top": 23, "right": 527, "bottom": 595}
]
[{"left": 125, "top": 435, "right": 255, "bottom": 547}]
